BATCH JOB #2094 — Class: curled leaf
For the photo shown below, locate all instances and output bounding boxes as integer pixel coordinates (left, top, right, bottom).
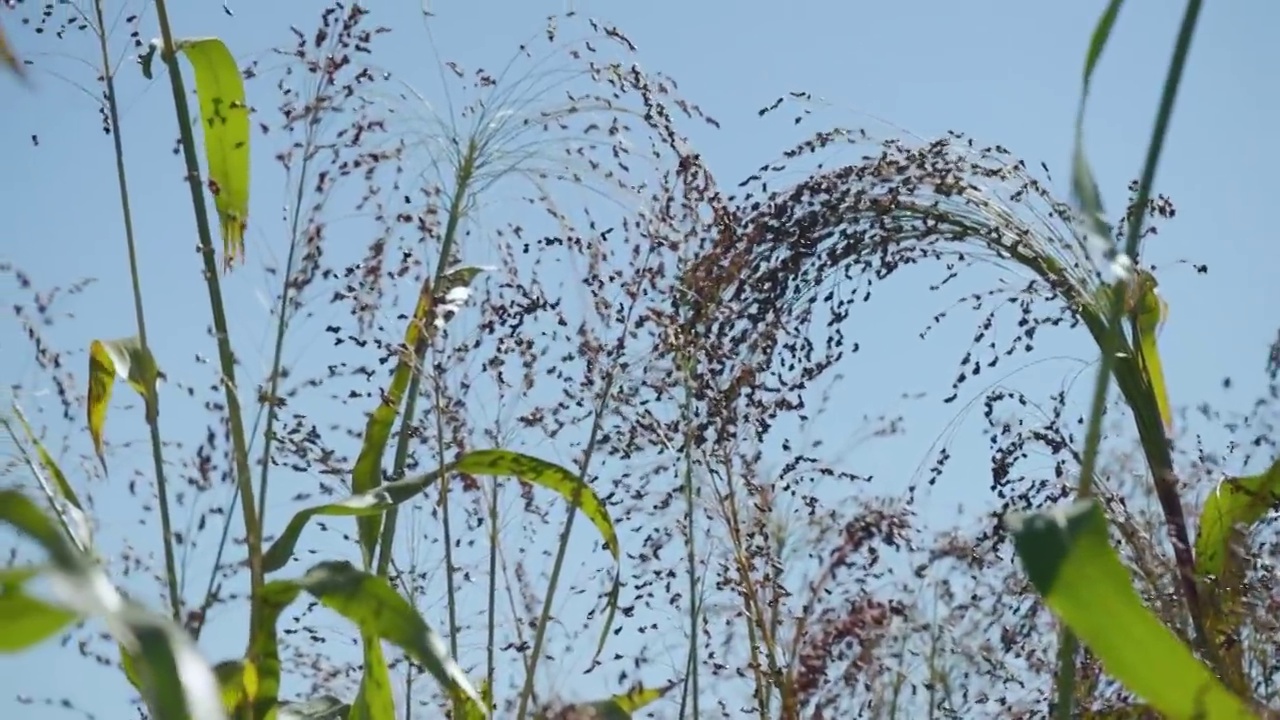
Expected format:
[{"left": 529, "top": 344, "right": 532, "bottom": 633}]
[
  {"left": 1126, "top": 270, "right": 1171, "bottom": 433},
  {"left": 87, "top": 337, "right": 161, "bottom": 471}
]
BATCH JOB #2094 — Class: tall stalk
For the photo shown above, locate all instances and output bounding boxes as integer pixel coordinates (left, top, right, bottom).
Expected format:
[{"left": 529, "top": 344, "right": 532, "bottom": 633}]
[
  {"left": 151, "top": 0, "right": 265, "bottom": 656},
  {"left": 374, "top": 140, "right": 479, "bottom": 661},
  {"left": 675, "top": 350, "right": 702, "bottom": 720},
  {"left": 91, "top": 0, "right": 179, "bottom": 623},
  {"left": 1054, "top": 0, "right": 1203, "bottom": 716}
]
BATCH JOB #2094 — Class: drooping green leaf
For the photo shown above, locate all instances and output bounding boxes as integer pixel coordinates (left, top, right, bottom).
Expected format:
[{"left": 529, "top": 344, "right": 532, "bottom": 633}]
[
  {"left": 1126, "top": 270, "right": 1171, "bottom": 433},
  {"left": 0, "top": 491, "right": 225, "bottom": 720},
  {"left": 251, "top": 562, "right": 482, "bottom": 716},
  {"left": 173, "top": 37, "right": 250, "bottom": 270},
  {"left": 0, "top": 566, "right": 78, "bottom": 651},
  {"left": 1010, "top": 499, "right": 1256, "bottom": 720},
  {"left": 350, "top": 265, "right": 487, "bottom": 567},
  {"left": 538, "top": 682, "right": 676, "bottom": 720},
  {"left": 453, "top": 449, "right": 622, "bottom": 661},
  {"left": 263, "top": 473, "right": 437, "bottom": 573},
  {"left": 1195, "top": 457, "right": 1280, "bottom": 579},
  {"left": 1070, "top": 0, "right": 1125, "bottom": 242},
  {"left": 87, "top": 336, "right": 161, "bottom": 472}
]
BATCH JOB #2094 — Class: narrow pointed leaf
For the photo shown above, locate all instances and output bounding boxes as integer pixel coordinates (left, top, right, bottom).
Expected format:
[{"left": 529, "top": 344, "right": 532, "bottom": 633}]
[
  {"left": 348, "top": 637, "right": 396, "bottom": 720},
  {"left": 10, "top": 404, "right": 83, "bottom": 512},
  {"left": 1010, "top": 499, "right": 1255, "bottom": 720},
  {"left": 88, "top": 337, "right": 161, "bottom": 471},
  {"left": 0, "top": 492, "right": 225, "bottom": 720},
  {"left": 1195, "top": 457, "right": 1280, "bottom": 578},
  {"left": 453, "top": 449, "right": 622, "bottom": 660},
  {"left": 350, "top": 265, "right": 486, "bottom": 567},
  {"left": 0, "top": 566, "right": 78, "bottom": 651},
  {"left": 263, "top": 472, "right": 440, "bottom": 573},
  {"left": 252, "top": 562, "right": 483, "bottom": 716},
  {"left": 542, "top": 681, "right": 677, "bottom": 720},
  {"left": 174, "top": 37, "right": 250, "bottom": 269},
  {"left": 1070, "top": 0, "right": 1125, "bottom": 242}
]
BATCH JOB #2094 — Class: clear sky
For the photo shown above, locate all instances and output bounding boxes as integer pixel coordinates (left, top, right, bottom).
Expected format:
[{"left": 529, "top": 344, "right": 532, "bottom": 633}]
[{"left": 2, "top": 0, "right": 1278, "bottom": 718}]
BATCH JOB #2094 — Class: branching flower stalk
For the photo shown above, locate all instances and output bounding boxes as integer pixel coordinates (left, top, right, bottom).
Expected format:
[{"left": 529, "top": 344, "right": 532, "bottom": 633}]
[
  {"left": 86, "top": 0, "right": 182, "bottom": 624},
  {"left": 151, "top": 0, "right": 265, "bottom": 658}
]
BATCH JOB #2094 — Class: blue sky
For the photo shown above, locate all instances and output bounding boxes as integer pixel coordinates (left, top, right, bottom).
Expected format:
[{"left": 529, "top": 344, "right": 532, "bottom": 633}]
[{"left": 2, "top": 0, "right": 1279, "bottom": 717}]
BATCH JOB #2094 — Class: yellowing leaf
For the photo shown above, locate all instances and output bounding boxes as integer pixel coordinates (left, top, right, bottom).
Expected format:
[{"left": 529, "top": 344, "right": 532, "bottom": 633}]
[
  {"left": 1195, "top": 457, "right": 1280, "bottom": 582},
  {"left": 87, "top": 337, "right": 160, "bottom": 471},
  {"left": 1127, "top": 270, "right": 1171, "bottom": 433},
  {"left": 174, "top": 37, "right": 250, "bottom": 270},
  {"left": 536, "top": 682, "right": 676, "bottom": 720}
]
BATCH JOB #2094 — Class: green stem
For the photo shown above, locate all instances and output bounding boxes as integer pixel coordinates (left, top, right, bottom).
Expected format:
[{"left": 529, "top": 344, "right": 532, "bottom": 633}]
[
  {"left": 375, "top": 140, "right": 478, "bottom": 662},
  {"left": 676, "top": 352, "right": 701, "bottom": 720},
  {"left": 93, "top": 0, "right": 180, "bottom": 623},
  {"left": 485, "top": 479, "right": 499, "bottom": 712},
  {"left": 1055, "top": 0, "right": 1203, "bottom": 716},
  {"left": 152, "top": 0, "right": 264, "bottom": 663},
  {"left": 514, "top": 369, "right": 621, "bottom": 719}
]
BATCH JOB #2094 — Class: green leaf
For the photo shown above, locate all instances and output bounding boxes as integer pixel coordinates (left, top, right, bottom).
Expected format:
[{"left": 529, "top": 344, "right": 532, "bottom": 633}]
[
  {"left": 1126, "top": 270, "right": 1171, "bottom": 433},
  {"left": 0, "top": 491, "right": 225, "bottom": 720},
  {"left": 87, "top": 336, "right": 161, "bottom": 472},
  {"left": 9, "top": 403, "right": 84, "bottom": 512},
  {"left": 252, "top": 562, "right": 483, "bottom": 717},
  {"left": 1194, "top": 457, "right": 1280, "bottom": 579},
  {"left": 174, "top": 37, "right": 250, "bottom": 270},
  {"left": 1010, "top": 500, "right": 1256, "bottom": 720},
  {"left": 0, "top": 566, "right": 78, "bottom": 651},
  {"left": 538, "top": 682, "right": 677, "bottom": 720},
  {"left": 350, "top": 266, "right": 487, "bottom": 567},
  {"left": 348, "top": 637, "right": 396, "bottom": 720},
  {"left": 1070, "top": 0, "right": 1125, "bottom": 242},
  {"left": 453, "top": 449, "right": 622, "bottom": 661},
  {"left": 264, "top": 473, "right": 435, "bottom": 573}
]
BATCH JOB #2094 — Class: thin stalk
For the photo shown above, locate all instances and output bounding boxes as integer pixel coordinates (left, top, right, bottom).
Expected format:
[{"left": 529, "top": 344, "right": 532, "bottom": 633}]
[
  {"left": 152, "top": 0, "right": 265, "bottom": 661},
  {"left": 254, "top": 132, "right": 317, "bottom": 527},
  {"left": 92, "top": 0, "right": 179, "bottom": 623},
  {"left": 676, "top": 353, "right": 701, "bottom": 720},
  {"left": 485, "top": 478, "right": 500, "bottom": 708},
  {"left": 1054, "top": 1, "right": 1203, "bottom": 716},
  {"left": 716, "top": 458, "right": 772, "bottom": 720},
  {"left": 3, "top": 409, "right": 87, "bottom": 555},
  {"left": 375, "top": 140, "right": 479, "bottom": 662},
  {"left": 514, "top": 370, "right": 621, "bottom": 719}
]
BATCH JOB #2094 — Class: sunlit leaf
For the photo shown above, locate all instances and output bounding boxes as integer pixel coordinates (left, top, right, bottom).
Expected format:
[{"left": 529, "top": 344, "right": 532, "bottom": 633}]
[
  {"left": 0, "top": 491, "right": 225, "bottom": 720},
  {"left": 0, "top": 566, "right": 78, "bottom": 651},
  {"left": 1195, "top": 457, "right": 1280, "bottom": 579},
  {"left": 1070, "top": 0, "right": 1125, "bottom": 243},
  {"left": 1010, "top": 499, "right": 1256, "bottom": 720},
  {"left": 1126, "top": 270, "right": 1171, "bottom": 433},
  {"left": 9, "top": 403, "right": 83, "bottom": 512},
  {"left": 453, "top": 449, "right": 622, "bottom": 661},
  {"left": 456, "top": 679, "right": 492, "bottom": 720},
  {"left": 538, "top": 681, "right": 676, "bottom": 720},
  {"left": 87, "top": 337, "right": 161, "bottom": 472},
  {"left": 263, "top": 473, "right": 436, "bottom": 573},
  {"left": 350, "top": 265, "right": 487, "bottom": 567},
  {"left": 251, "top": 562, "right": 483, "bottom": 717},
  {"left": 173, "top": 37, "right": 250, "bottom": 270},
  {"left": 348, "top": 637, "right": 395, "bottom": 720}
]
